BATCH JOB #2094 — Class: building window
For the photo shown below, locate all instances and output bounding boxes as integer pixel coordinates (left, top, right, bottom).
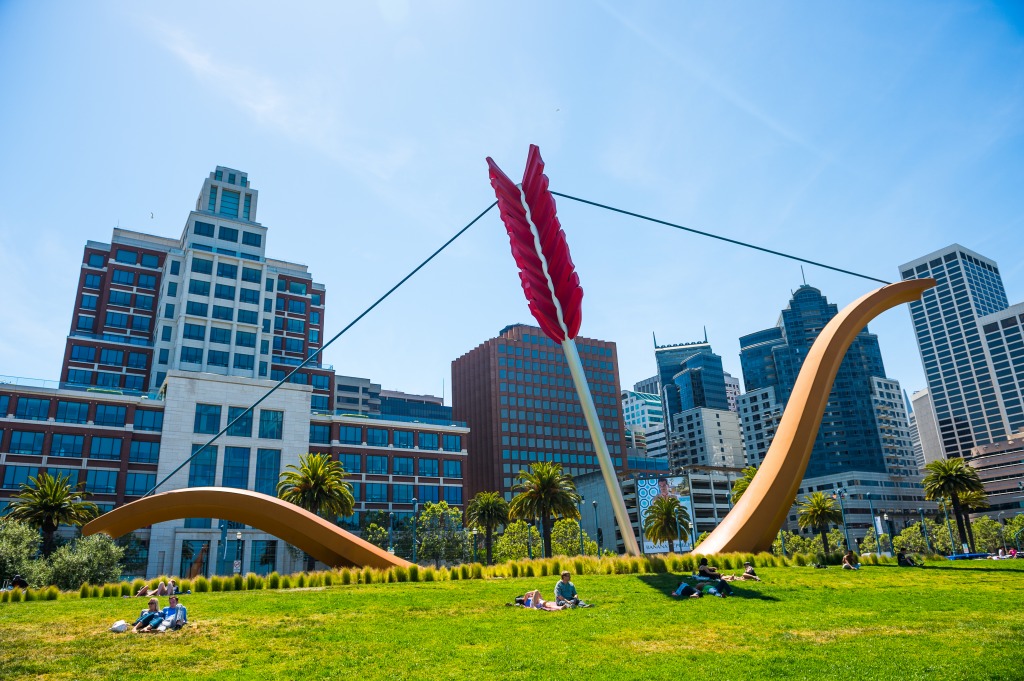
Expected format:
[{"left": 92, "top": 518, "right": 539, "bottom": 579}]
[
  {"left": 212, "top": 305, "right": 233, "bottom": 321},
  {"left": 233, "top": 353, "right": 254, "bottom": 370},
  {"left": 50, "top": 434, "right": 84, "bottom": 457},
  {"left": 255, "top": 449, "right": 280, "bottom": 496},
  {"left": 15, "top": 397, "right": 50, "bottom": 421},
  {"left": 288, "top": 300, "right": 306, "bottom": 314},
  {"left": 222, "top": 447, "right": 250, "bottom": 488},
  {"left": 85, "top": 469, "right": 118, "bottom": 495},
  {"left": 338, "top": 453, "right": 361, "bottom": 474},
  {"left": 84, "top": 274, "right": 101, "bottom": 289},
  {"left": 89, "top": 437, "right": 122, "bottom": 460},
  {"left": 234, "top": 331, "right": 256, "bottom": 348},
  {"left": 258, "top": 410, "right": 283, "bottom": 439},
  {"left": 180, "top": 346, "right": 203, "bottom": 364},
  {"left": 66, "top": 369, "right": 93, "bottom": 385},
  {"left": 94, "top": 405, "right": 126, "bottom": 427},
  {"left": 417, "top": 485, "right": 440, "bottom": 503},
  {"left": 138, "top": 274, "right": 156, "bottom": 290},
  {"left": 99, "top": 348, "right": 124, "bottom": 366},
  {"left": 164, "top": 304, "right": 175, "bottom": 319},
  {"left": 70, "top": 345, "right": 96, "bottom": 362},
  {"left": 124, "top": 472, "right": 155, "bottom": 496},
  {"left": 339, "top": 426, "right": 361, "bottom": 445},
  {"left": 365, "top": 483, "right": 388, "bottom": 503},
  {"left": 112, "top": 269, "right": 135, "bottom": 285},
  {"left": 105, "top": 312, "right": 129, "bottom": 328},
  {"left": 115, "top": 249, "right": 137, "bottom": 264},
  {"left": 217, "top": 262, "right": 238, "bottom": 279},
  {"left": 207, "top": 350, "right": 229, "bottom": 367},
  {"left": 194, "top": 221, "right": 215, "bottom": 237},
  {"left": 96, "top": 372, "right": 120, "bottom": 388},
  {"left": 393, "top": 457, "right": 413, "bottom": 476},
  {"left": 129, "top": 440, "right": 160, "bottom": 464},
  {"left": 227, "top": 406, "right": 253, "bottom": 437},
  {"left": 87, "top": 253, "right": 106, "bottom": 268},
  {"left": 191, "top": 258, "right": 213, "bottom": 274},
  {"left": 158, "top": 349, "right": 169, "bottom": 365},
  {"left": 309, "top": 424, "right": 331, "bottom": 444},
  {"left": 141, "top": 253, "right": 159, "bottom": 268},
  {"left": 194, "top": 404, "right": 222, "bottom": 434},
  {"left": 56, "top": 401, "right": 89, "bottom": 424},
  {"left": 418, "top": 459, "right": 439, "bottom": 477},
  {"left": 443, "top": 435, "right": 462, "bottom": 452},
  {"left": 187, "top": 444, "right": 218, "bottom": 487},
  {"left": 419, "top": 432, "right": 439, "bottom": 450},
  {"left": 243, "top": 231, "right": 261, "bottom": 247},
  {"left": 239, "top": 288, "right": 260, "bottom": 305},
  {"left": 3, "top": 465, "right": 39, "bottom": 489},
  {"left": 220, "top": 190, "right": 240, "bottom": 218},
  {"left": 366, "top": 455, "right": 389, "bottom": 475},
  {"left": 241, "top": 266, "right": 261, "bottom": 283},
  {"left": 250, "top": 539, "right": 276, "bottom": 575},
  {"left": 214, "top": 283, "right": 236, "bottom": 301},
  {"left": 393, "top": 484, "right": 413, "bottom": 503},
  {"left": 170, "top": 260, "right": 181, "bottom": 275},
  {"left": 188, "top": 279, "right": 210, "bottom": 296},
  {"left": 393, "top": 431, "right": 414, "bottom": 449},
  {"left": 443, "top": 460, "right": 462, "bottom": 478},
  {"left": 133, "top": 409, "right": 163, "bottom": 432},
  {"left": 109, "top": 290, "right": 132, "bottom": 306},
  {"left": 366, "top": 428, "right": 388, "bottom": 447},
  {"left": 77, "top": 315, "right": 95, "bottom": 331},
  {"left": 443, "top": 486, "right": 462, "bottom": 505},
  {"left": 185, "top": 301, "right": 208, "bottom": 317},
  {"left": 81, "top": 294, "right": 98, "bottom": 310},
  {"left": 127, "top": 352, "right": 148, "bottom": 369}
]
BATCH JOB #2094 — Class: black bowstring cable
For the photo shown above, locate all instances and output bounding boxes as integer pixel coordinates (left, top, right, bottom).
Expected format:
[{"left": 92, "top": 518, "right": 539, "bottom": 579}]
[
  {"left": 145, "top": 201, "right": 498, "bottom": 496},
  {"left": 551, "top": 191, "right": 891, "bottom": 286}
]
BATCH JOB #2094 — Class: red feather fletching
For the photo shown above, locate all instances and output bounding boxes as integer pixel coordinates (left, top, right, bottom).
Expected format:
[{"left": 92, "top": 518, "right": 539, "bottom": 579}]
[{"left": 486, "top": 145, "right": 583, "bottom": 342}]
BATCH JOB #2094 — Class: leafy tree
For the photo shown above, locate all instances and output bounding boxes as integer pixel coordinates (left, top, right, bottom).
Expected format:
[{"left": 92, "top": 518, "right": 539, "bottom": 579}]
[
  {"left": 970, "top": 516, "right": 1004, "bottom": 553},
  {"left": 958, "top": 491, "right": 989, "bottom": 551},
  {"left": 1005, "top": 513, "right": 1024, "bottom": 549},
  {"left": 0, "top": 518, "right": 41, "bottom": 583},
  {"left": 417, "top": 501, "right": 467, "bottom": 567},
  {"left": 44, "top": 534, "right": 124, "bottom": 590},
  {"left": 893, "top": 522, "right": 929, "bottom": 554},
  {"left": 508, "top": 463, "right": 580, "bottom": 558},
  {"left": 641, "top": 496, "right": 691, "bottom": 553},
  {"left": 466, "top": 491, "right": 509, "bottom": 564},
  {"left": 797, "top": 492, "right": 844, "bottom": 556},
  {"left": 922, "top": 458, "right": 984, "bottom": 552},
  {"left": 550, "top": 518, "right": 597, "bottom": 557},
  {"left": 277, "top": 452, "right": 354, "bottom": 569},
  {"left": 859, "top": 528, "right": 890, "bottom": 554},
  {"left": 827, "top": 528, "right": 848, "bottom": 552},
  {"left": 7, "top": 472, "right": 98, "bottom": 557},
  {"left": 693, "top": 531, "right": 711, "bottom": 549},
  {"left": 771, "top": 530, "right": 815, "bottom": 556},
  {"left": 493, "top": 520, "right": 542, "bottom": 563},
  {"left": 730, "top": 466, "right": 758, "bottom": 504},
  {"left": 363, "top": 523, "right": 389, "bottom": 550}
]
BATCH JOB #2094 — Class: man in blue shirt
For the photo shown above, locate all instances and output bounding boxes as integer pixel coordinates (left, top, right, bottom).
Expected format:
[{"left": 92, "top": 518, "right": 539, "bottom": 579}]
[
  {"left": 158, "top": 595, "right": 187, "bottom": 631},
  {"left": 555, "top": 571, "right": 589, "bottom": 607}
]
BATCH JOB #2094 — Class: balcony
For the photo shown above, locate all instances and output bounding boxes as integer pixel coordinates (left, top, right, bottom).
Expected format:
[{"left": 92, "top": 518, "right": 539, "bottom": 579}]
[
  {"left": 333, "top": 411, "right": 467, "bottom": 428},
  {"left": 0, "top": 374, "right": 163, "bottom": 400}
]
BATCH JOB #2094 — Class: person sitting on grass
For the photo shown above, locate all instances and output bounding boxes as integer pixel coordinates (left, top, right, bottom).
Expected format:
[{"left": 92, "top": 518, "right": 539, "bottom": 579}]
[
  {"left": 518, "top": 589, "right": 566, "bottom": 611},
  {"left": 737, "top": 561, "right": 761, "bottom": 581},
  {"left": 696, "top": 557, "right": 722, "bottom": 580},
  {"left": 842, "top": 550, "right": 860, "bottom": 570},
  {"left": 554, "top": 571, "right": 590, "bottom": 607},
  {"left": 897, "top": 551, "right": 920, "bottom": 567},
  {"left": 134, "top": 598, "right": 165, "bottom": 633},
  {"left": 158, "top": 595, "right": 188, "bottom": 631}
]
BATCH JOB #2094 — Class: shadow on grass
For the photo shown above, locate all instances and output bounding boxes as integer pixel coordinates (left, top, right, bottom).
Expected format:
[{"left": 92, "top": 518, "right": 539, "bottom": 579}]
[{"left": 636, "top": 574, "right": 779, "bottom": 601}]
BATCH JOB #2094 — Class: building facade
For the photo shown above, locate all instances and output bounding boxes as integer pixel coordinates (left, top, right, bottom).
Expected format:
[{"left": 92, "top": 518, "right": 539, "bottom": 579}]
[
  {"left": 451, "top": 324, "right": 628, "bottom": 500},
  {"left": 966, "top": 430, "right": 1024, "bottom": 517}
]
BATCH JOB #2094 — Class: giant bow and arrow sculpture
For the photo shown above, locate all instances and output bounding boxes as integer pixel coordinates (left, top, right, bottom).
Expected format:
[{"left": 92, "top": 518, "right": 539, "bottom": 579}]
[{"left": 487, "top": 145, "right": 642, "bottom": 556}]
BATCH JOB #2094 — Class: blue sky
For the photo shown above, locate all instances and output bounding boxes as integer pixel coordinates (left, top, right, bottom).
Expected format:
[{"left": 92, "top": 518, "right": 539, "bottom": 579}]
[{"left": 1, "top": 1, "right": 1022, "bottom": 401}]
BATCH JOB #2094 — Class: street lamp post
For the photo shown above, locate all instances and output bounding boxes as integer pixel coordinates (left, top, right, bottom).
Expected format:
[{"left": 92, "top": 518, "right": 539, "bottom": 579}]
[
  {"left": 883, "top": 513, "right": 895, "bottom": 553},
  {"left": 832, "top": 488, "right": 852, "bottom": 552},
  {"left": 674, "top": 508, "right": 681, "bottom": 554},
  {"left": 778, "top": 529, "right": 787, "bottom": 557},
  {"left": 527, "top": 520, "right": 533, "bottom": 560},
  {"left": 998, "top": 512, "right": 1007, "bottom": 553},
  {"left": 412, "top": 498, "right": 419, "bottom": 564},
  {"left": 388, "top": 512, "right": 394, "bottom": 554},
  {"left": 592, "top": 500, "right": 601, "bottom": 553},
  {"left": 865, "top": 493, "right": 881, "bottom": 554},
  {"left": 472, "top": 529, "right": 479, "bottom": 563},
  {"left": 918, "top": 508, "right": 932, "bottom": 554},
  {"left": 578, "top": 496, "right": 585, "bottom": 556},
  {"left": 235, "top": 531, "right": 243, "bottom": 574}
]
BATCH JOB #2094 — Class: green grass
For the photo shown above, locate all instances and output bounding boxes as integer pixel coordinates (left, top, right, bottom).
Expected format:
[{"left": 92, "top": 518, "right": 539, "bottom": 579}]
[{"left": 3, "top": 561, "right": 1023, "bottom": 680}]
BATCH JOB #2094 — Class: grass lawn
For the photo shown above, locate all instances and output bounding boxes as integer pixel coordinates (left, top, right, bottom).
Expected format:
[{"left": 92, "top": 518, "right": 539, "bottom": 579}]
[{"left": 2, "top": 560, "right": 1023, "bottom": 680}]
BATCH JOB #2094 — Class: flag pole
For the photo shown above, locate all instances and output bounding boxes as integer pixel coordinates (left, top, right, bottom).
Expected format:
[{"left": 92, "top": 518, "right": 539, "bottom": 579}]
[{"left": 561, "top": 338, "right": 641, "bottom": 555}]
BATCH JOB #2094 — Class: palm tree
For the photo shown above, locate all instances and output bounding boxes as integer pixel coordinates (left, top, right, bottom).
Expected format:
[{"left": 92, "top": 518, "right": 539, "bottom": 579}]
[
  {"left": 509, "top": 462, "right": 581, "bottom": 558},
  {"left": 277, "top": 452, "right": 355, "bottom": 570},
  {"left": 958, "top": 490, "right": 990, "bottom": 553},
  {"left": 730, "top": 466, "right": 758, "bottom": 504},
  {"left": 796, "top": 492, "right": 844, "bottom": 556},
  {"left": 466, "top": 491, "right": 509, "bottom": 565},
  {"left": 7, "top": 471, "right": 98, "bottom": 557},
  {"left": 642, "top": 496, "right": 691, "bottom": 553},
  {"left": 923, "top": 458, "right": 984, "bottom": 553}
]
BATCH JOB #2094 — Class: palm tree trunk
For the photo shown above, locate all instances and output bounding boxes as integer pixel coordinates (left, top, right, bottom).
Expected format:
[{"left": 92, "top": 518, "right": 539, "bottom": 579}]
[
  {"left": 950, "top": 493, "right": 969, "bottom": 551},
  {"left": 964, "top": 513, "right": 977, "bottom": 553},
  {"left": 485, "top": 527, "right": 493, "bottom": 565},
  {"left": 42, "top": 519, "right": 58, "bottom": 558},
  {"left": 668, "top": 538, "right": 674, "bottom": 553},
  {"left": 820, "top": 529, "right": 829, "bottom": 557},
  {"left": 541, "top": 515, "right": 552, "bottom": 559}
]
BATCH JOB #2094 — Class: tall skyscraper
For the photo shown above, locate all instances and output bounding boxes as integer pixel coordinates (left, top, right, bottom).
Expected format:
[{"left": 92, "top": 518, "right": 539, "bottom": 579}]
[
  {"left": 653, "top": 340, "right": 728, "bottom": 432},
  {"left": 452, "top": 324, "right": 628, "bottom": 500},
  {"left": 61, "top": 166, "right": 334, "bottom": 414},
  {"left": 899, "top": 245, "right": 1017, "bottom": 458},
  {"left": 909, "top": 389, "right": 943, "bottom": 470},
  {"left": 739, "top": 285, "right": 898, "bottom": 477},
  {"left": 723, "top": 372, "right": 741, "bottom": 413}
]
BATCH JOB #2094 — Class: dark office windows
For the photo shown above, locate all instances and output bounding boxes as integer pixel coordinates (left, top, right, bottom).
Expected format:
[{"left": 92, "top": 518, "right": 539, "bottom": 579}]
[
  {"left": 258, "top": 410, "right": 283, "bottom": 439},
  {"left": 194, "top": 404, "right": 222, "bottom": 434},
  {"left": 227, "top": 406, "right": 253, "bottom": 437}
]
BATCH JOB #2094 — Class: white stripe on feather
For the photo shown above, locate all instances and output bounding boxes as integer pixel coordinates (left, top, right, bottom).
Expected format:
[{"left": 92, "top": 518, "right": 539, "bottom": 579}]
[{"left": 517, "top": 183, "right": 569, "bottom": 338}]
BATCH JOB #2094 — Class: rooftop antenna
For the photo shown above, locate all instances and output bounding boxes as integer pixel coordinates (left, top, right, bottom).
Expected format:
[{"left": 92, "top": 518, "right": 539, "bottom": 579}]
[
  {"left": 703, "top": 325, "right": 708, "bottom": 343},
  {"left": 442, "top": 378, "right": 445, "bottom": 406}
]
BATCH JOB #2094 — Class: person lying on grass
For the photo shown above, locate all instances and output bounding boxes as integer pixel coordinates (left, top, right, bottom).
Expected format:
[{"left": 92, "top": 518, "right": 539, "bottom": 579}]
[
  {"left": 722, "top": 562, "right": 761, "bottom": 582},
  {"left": 517, "top": 589, "right": 567, "bottom": 611},
  {"left": 134, "top": 598, "right": 165, "bottom": 633},
  {"left": 672, "top": 576, "right": 732, "bottom": 598}
]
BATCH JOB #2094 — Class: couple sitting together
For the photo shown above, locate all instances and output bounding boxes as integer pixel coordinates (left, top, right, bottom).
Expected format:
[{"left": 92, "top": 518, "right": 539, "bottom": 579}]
[
  {"left": 132, "top": 595, "right": 188, "bottom": 633},
  {"left": 515, "top": 571, "right": 591, "bottom": 611},
  {"left": 672, "top": 558, "right": 758, "bottom": 598}
]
